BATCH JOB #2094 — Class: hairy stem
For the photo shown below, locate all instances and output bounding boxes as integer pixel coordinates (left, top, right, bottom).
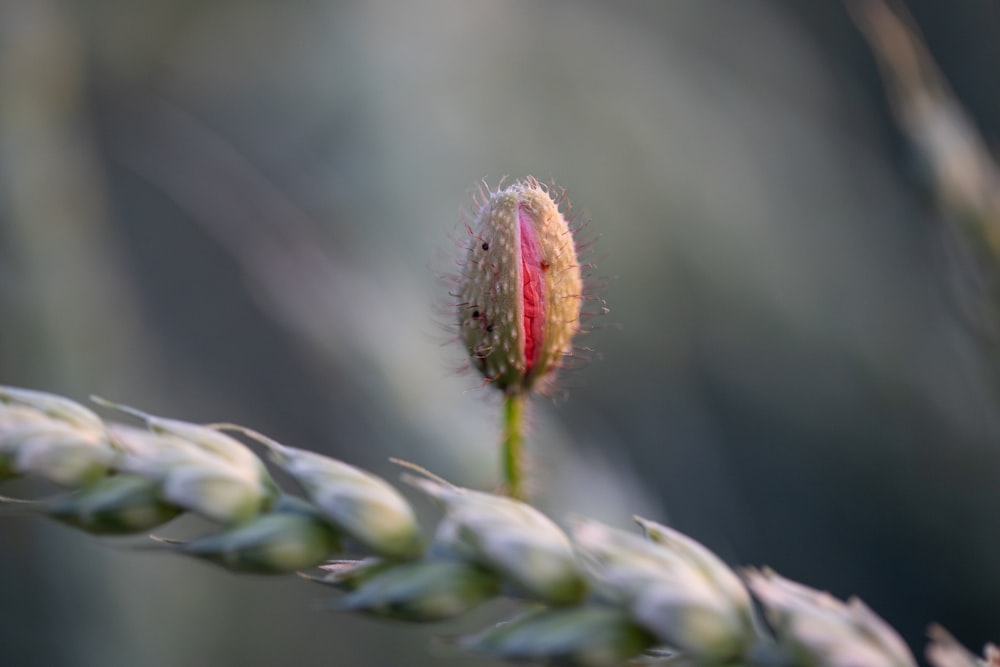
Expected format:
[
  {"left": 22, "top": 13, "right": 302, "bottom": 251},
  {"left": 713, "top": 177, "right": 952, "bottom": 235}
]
[{"left": 502, "top": 391, "right": 527, "bottom": 500}]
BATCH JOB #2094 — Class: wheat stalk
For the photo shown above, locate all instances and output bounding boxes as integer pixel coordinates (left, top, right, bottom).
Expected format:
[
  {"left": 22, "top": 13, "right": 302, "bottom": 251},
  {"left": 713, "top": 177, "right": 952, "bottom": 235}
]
[{"left": 0, "top": 385, "right": 992, "bottom": 667}]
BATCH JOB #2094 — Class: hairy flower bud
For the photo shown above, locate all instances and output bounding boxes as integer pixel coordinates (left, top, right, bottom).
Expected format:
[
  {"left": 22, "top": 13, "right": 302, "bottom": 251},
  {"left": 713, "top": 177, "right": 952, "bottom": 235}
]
[{"left": 457, "top": 178, "right": 583, "bottom": 394}]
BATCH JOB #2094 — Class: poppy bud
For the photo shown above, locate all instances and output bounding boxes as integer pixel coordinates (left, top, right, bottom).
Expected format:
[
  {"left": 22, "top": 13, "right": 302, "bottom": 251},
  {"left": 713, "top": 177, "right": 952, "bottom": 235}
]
[{"left": 457, "top": 178, "right": 583, "bottom": 394}]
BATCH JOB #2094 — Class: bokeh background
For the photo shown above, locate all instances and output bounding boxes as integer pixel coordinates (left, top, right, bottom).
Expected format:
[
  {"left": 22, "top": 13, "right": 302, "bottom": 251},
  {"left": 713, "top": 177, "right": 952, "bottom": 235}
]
[{"left": 2, "top": 1, "right": 999, "bottom": 665}]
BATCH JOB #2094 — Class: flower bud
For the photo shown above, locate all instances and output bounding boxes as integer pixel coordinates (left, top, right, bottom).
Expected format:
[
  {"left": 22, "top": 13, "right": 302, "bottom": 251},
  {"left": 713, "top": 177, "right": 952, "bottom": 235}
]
[
  {"left": 109, "top": 423, "right": 273, "bottom": 525},
  {"left": 746, "top": 568, "right": 916, "bottom": 667},
  {"left": 229, "top": 429, "right": 424, "bottom": 560},
  {"left": 334, "top": 560, "right": 500, "bottom": 622},
  {"left": 408, "top": 476, "right": 584, "bottom": 605},
  {"left": 168, "top": 496, "right": 339, "bottom": 574},
  {"left": 457, "top": 178, "right": 583, "bottom": 394},
  {"left": 572, "top": 519, "right": 753, "bottom": 661},
  {"left": 46, "top": 474, "right": 181, "bottom": 535},
  {"left": 0, "top": 402, "right": 114, "bottom": 487},
  {"left": 460, "top": 606, "right": 656, "bottom": 667}
]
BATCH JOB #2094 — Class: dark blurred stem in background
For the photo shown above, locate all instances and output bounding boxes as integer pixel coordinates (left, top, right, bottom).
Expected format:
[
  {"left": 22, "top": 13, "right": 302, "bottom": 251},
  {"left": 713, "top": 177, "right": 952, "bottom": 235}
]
[
  {"left": 849, "top": 0, "right": 1000, "bottom": 341},
  {"left": 0, "top": 3, "right": 165, "bottom": 666},
  {"left": 0, "top": 1, "right": 155, "bottom": 392}
]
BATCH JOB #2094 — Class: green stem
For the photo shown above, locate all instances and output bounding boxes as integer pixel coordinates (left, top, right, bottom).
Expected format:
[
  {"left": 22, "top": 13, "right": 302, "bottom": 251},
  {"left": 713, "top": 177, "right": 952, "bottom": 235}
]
[{"left": 502, "top": 391, "right": 527, "bottom": 500}]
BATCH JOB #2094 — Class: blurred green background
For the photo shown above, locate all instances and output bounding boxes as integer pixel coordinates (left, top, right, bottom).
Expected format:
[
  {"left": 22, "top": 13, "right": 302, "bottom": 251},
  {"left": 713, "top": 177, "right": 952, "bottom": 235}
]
[{"left": 2, "top": 1, "right": 999, "bottom": 665}]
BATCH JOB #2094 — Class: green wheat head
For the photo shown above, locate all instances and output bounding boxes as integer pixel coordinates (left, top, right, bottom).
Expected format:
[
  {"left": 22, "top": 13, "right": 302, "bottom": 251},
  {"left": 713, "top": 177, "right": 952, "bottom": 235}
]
[{"left": 0, "top": 385, "right": 993, "bottom": 667}]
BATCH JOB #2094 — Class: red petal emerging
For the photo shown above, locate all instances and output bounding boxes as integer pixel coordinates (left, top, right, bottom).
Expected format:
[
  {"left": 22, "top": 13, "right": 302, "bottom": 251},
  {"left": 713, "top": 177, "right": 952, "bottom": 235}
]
[{"left": 518, "top": 202, "right": 544, "bottom": 377}]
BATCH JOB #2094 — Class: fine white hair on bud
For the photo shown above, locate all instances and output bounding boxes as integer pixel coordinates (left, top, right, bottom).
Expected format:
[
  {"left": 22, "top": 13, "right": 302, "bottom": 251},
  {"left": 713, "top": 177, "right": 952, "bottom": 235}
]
[{"left": 456, "top": 177, "right": 584, "bottom": 395}]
